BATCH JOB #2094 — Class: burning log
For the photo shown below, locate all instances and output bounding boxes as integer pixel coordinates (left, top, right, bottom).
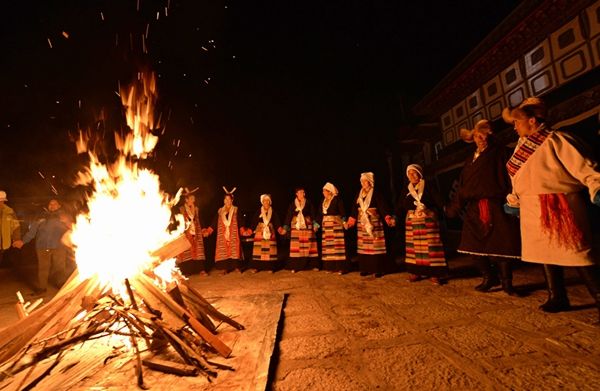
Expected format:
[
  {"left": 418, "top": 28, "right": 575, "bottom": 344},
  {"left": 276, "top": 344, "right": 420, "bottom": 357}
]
[{"left": 0, "top": 256, "right": 243, "bottom": 388}]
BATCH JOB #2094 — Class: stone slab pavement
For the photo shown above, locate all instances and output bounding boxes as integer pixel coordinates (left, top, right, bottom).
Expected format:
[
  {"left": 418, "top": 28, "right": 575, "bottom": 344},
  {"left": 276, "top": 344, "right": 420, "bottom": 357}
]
[{"left": 1, "top": 254, "right": 599, "bottom": 390}]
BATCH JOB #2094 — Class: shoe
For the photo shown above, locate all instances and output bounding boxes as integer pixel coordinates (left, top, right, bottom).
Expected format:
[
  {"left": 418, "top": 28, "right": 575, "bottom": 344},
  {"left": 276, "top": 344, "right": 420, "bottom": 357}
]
[
  {"left": 501, "top": 280, "right": 522, "bottom": 297},
  {"left": 539, "top": 264, "right": 570, "bottom": 313},
  {"left": 474, "top": 256, "right": 500, "bottom": 292},
  {"left": 430, "top": 277, "right": 441, "bottom": 286},
  {"left": 374, "top": 273, "right": 383, "bottom": 278},
  {"left": 474, "top": 277, "right": 500, "bottom": 292},
  {"left": 407, "top": 274, "right": 421, "bottom": 282}
]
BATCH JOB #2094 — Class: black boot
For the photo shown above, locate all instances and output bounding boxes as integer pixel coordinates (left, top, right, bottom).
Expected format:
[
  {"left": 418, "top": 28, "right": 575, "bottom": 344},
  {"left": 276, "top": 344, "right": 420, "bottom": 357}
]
[
  {"left": 539, "top": 264, "right": 570, "bottom": 313},
  {"left": 474, "top": 256, "right": 500, "bottom": 292},
  {"left": 576, "top": 265, "right": 600, "bottom": 323},
  {"left": 498, "top": 260, "right": 521, "bottom": 297}
]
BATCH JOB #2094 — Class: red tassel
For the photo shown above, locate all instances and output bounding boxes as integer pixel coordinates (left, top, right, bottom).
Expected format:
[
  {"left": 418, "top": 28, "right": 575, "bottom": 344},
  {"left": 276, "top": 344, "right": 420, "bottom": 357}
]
[
  {"left": 539, "top": 194, "right": 583, "bottom": 251},
  {"left": 478, "top": 198, "right": 491, "bottom": 234}
]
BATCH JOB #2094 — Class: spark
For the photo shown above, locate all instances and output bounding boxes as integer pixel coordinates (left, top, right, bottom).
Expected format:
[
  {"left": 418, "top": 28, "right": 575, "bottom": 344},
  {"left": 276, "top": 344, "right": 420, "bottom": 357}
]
[
  {"left": 62, "top": 31, "right": 69, "bottom": 39},
  {"left": 176, "top": 139, "right": 181, "bottom": 147},
  {"left": 47, "top": 38, "right": 53, "bottom": 48},
  {"left": 145, "top": 24, "right": 150, "bottom": 39},
  {"left": 164, "top": 7, "right": 168, "bottom": 17},
  {"left": 136, "top": 0, "right": 140, "bottom": 12},
  {"left": 201, "top": 46, "right": 208, "bottom": 51},
  {"left": 156, "top": 11, "right": 160, "bottom": 20},
  {"left": 51, "top": 185, "right": 58, "bottom": 195},
  {"left": 100, "top": 11, "right": 105, "bottom": 21},
  {"left": 78, "top": 99, "right": 82, "bottom": 109},
  {"left": 190, "top": 117, "right": 194, "bottom": 124},
  {"left": 38, "top": 171, "right": 45, "bottom": 179}
]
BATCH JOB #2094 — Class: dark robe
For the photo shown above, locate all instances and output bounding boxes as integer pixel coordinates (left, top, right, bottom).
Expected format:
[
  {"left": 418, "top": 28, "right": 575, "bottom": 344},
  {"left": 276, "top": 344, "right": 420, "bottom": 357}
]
[{"left": 446, "top": 140, "right": 521, "bottom": 258}]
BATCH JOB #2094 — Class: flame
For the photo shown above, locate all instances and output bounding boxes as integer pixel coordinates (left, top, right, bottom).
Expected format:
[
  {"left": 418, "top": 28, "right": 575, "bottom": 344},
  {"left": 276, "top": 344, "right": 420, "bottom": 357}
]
[{"left": 70, "top": 72, "right": 182, "bottom": 290}]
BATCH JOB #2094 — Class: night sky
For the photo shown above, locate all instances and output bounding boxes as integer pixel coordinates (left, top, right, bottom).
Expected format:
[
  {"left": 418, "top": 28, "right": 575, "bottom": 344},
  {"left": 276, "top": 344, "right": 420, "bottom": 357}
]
[{"left": 1, "top": 0, "right": 521, "bottom": 217}]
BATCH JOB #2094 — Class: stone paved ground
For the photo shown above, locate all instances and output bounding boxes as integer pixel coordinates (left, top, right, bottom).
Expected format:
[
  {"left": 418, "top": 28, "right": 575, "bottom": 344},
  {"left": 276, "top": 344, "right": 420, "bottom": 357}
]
[{"left": 1, "top": 255, "right": 599, "bottom": 390}]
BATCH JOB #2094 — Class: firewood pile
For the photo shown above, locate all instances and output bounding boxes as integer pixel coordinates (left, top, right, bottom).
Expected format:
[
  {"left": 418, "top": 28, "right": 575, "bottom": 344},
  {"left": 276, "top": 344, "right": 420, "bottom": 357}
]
[{"left": 0, "top": 240, "right": 244, "bottom": 390}]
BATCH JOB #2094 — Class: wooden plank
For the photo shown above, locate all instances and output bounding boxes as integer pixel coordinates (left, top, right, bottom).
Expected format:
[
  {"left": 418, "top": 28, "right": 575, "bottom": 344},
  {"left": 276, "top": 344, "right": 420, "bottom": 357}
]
[
  {"left": 142, "top": 358, "right": 199, "bottom": 376},
  {"left": 134, "top": 275, "right": 232, "bottom": 358}
]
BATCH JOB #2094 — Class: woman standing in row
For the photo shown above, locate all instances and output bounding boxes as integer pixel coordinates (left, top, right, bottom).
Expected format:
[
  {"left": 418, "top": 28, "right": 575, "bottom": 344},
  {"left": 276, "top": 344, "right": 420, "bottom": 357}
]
[
  {"left": 399, "top": 164, "right": 448, "bottom": 285},
  {"left": 317, "top": 182, "right": 348, "bottom": 274},
  {"left": 205, "top": 187, "right": 243, "bottom": 274},
  {"left": 283, "top": 187, "right": 319, "bottom": 272},
  {"left": 247, "top": 194, "right": 285, "bottom": 273},
  {"left": 347, "top": 172, "right": 395, "bottom": 277}
]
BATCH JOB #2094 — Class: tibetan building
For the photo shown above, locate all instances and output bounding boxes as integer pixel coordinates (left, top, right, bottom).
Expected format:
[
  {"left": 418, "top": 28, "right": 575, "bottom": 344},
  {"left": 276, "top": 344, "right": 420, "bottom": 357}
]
[{"left": 408, "top": 0, "right": 600, "bottom": 249}]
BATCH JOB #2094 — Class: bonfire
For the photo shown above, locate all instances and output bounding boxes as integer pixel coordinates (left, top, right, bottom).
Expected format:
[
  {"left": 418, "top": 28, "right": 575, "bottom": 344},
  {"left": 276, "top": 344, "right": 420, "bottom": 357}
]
[{"left": 0, "top": 72, "right": 243, "bottom": 390}]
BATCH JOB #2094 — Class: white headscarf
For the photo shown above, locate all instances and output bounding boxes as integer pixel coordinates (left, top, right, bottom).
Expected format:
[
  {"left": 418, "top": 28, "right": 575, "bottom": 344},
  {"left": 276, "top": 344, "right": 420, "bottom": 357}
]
[
  {"left": 360, "top": 172, "right": 374, "bottom": 187},
  {"left": 323, "top": 182, "right": 338, "bottom": 196},
  {"left": 322, "top": 182, "right": 338, "bottom": 214}
]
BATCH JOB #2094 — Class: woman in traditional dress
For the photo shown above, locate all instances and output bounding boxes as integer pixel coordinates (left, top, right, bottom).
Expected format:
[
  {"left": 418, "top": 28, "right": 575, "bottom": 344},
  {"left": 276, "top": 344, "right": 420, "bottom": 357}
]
[
  {"left": 176, "top": 188, "right": 208, "bottom": 276},
  {"left": 283, "top": 187, "right": 319, "bottom": 272},
  {"left": 247, "top": 194, "right": 285, "bottom": 273},
  {"left": 205, "top": 187, "right": 243, "bottom": 274},
  {"left": 399, "top": 164, "right": 448, "bottom": 285},
  {"left": 316, "top": 182, "right": 348, "bottom": 274},
  {"left": 445, "top": 120, "right": 521, "bottom": 295},
  {"left": 347, "top": 172, "right": 395, "bottom": 277},
  {"left": 502, "top": 97, "right": 600, "bottom": 318}
]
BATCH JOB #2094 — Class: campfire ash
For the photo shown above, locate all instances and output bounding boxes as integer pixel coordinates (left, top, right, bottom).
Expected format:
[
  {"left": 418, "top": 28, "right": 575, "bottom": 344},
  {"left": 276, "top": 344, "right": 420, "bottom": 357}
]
[{"left": 0, "top": 73, "right": 244, "bottom": 389}]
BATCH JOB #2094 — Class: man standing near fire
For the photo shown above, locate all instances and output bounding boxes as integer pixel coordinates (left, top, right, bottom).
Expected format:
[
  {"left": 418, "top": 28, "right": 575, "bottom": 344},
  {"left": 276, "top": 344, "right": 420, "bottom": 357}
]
[
  {"left": 22, "top": 198, "right": 71, "bottom": 295},
  {"left": 0, "top": 190, "right": 24, "bottom": 265}
]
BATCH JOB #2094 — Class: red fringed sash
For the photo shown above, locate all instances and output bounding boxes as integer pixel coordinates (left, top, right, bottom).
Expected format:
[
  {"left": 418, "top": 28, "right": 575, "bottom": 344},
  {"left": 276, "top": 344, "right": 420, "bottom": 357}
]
[
  {"left": 478, "top": 198, "right": 491, "bottom": 235},
  {"left": 539, "top": 193, "right": 583, "bottom": 251}
]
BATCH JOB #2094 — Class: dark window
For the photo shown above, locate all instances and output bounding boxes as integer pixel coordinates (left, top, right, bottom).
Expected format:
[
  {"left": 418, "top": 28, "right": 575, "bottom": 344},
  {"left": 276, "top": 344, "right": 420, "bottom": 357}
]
[
  {"left": 468, "top": 96, "right": 478, "bottom": 109},
  {"left": 531, "top": 47, "right": 545, "bottom": 65},
  {"left": 487, "top": 83, "right": 498, "bottom": 97},
  {"left": 505, "top": 69, "right": 517, "bottom": 85},
  {"left": 558, "top": 29, "right": 575, "bottom": 49},
  {"left": 455, "top": 106, "right": 464, "bottom": 118}
]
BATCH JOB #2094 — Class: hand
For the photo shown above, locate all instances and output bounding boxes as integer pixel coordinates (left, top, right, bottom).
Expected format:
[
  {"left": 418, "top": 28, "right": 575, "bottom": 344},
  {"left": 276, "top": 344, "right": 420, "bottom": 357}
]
[
  {"left": 346, "top": 217, "right": 356, "bottom": 228},
  {"left": 384, "top": 215, "right": 395, "bottom": 227},
  {"left": 503, "top": 203, "right": 520, "bottom": 217},
  {"left": 12, "top": 240, "right": 24, "bottom": 249}
]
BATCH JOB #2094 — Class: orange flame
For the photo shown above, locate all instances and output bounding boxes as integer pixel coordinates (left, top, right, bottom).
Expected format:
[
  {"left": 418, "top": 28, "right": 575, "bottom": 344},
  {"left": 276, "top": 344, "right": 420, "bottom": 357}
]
[{"left": 70, "top": 72, "right": 183, "bottom": 290}]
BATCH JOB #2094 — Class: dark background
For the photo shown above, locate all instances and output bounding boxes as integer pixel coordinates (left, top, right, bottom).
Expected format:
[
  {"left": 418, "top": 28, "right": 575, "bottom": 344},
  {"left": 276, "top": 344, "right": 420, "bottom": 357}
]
[{"left": 0, "top": 0, "right": 521, "bottom": 220}]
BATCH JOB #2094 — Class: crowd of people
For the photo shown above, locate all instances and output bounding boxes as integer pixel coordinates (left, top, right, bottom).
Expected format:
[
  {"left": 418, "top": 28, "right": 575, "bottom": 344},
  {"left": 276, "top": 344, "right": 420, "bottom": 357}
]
[{"left": 1, "top": 96, "right": 599, "bottom": 322}]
